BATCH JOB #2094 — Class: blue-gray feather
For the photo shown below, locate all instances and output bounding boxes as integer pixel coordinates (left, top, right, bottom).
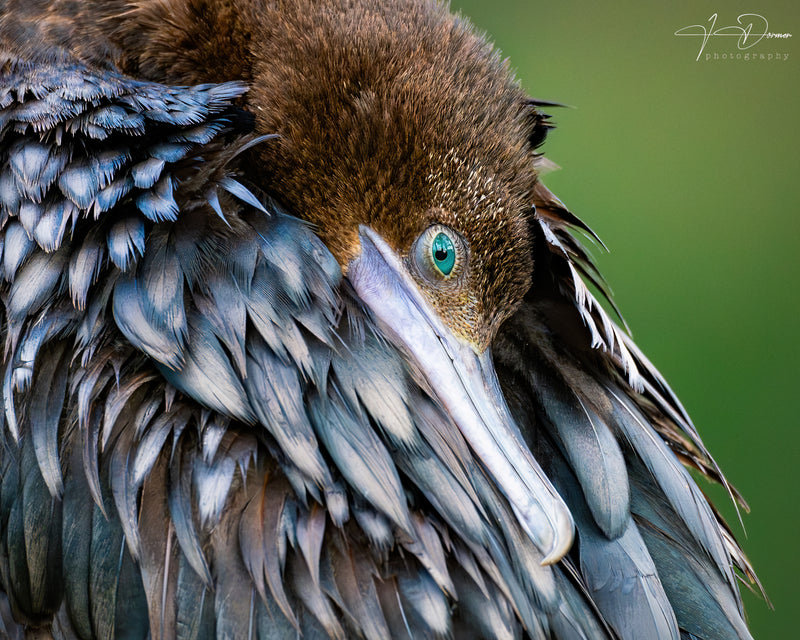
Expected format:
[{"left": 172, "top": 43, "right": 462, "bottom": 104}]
[
  {"left": 629, "top": 461, "right": 753, "bottom": 640},
  {"left": 525, "top": 357, "right": 630, "bottom": 539},
  {"left": 2, "top": 220, "right": 33, "bottom": 281}
]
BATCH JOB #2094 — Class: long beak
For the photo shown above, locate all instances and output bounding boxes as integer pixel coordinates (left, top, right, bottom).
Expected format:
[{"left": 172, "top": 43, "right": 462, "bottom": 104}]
[{"left": 347, "top": 226, "right": 574, "bottom": 564}]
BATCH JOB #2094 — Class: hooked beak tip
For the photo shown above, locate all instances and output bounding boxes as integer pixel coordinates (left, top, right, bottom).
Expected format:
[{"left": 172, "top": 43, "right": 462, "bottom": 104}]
[{"left": 541, "top": 515, "right": 575, "bottom": 565}]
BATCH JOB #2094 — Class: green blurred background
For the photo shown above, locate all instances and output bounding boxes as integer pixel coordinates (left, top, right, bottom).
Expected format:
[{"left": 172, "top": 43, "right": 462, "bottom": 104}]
[{"left": 451, "top": 1, "right": 798, "bottom": 637}]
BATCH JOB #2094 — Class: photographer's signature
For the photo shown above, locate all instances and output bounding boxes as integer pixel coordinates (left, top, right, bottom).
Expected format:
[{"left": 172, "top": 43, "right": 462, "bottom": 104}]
[{"left": 675, "top": 13, "right": 792, "bottom": 60}]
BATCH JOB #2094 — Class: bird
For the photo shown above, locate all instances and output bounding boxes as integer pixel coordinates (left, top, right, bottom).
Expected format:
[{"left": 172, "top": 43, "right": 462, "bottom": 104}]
[{"left": 0, "top": 0, "right": 763, "bottom": 638}]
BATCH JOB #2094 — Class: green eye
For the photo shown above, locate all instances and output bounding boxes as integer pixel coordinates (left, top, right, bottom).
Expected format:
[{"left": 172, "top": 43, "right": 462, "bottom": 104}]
[
  {"left": 431, "top": 232, "right": 456, "bottom": 276},
  {"left": 411, "top": 224, "right": 466, "bottom": 283}
]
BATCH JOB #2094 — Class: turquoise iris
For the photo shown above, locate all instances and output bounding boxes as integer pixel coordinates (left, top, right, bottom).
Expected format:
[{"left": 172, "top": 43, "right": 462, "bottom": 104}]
[{"left": 431, "top": 232, "right": 456, "bottom": 276}]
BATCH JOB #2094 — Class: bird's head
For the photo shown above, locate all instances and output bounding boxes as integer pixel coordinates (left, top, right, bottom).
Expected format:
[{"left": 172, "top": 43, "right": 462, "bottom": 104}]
[
  {"left": 105, "top": 0, "right": 575, "bottom": 562},
  {"left": 246, "top": 0, "right": 541, "bottom": 352}
]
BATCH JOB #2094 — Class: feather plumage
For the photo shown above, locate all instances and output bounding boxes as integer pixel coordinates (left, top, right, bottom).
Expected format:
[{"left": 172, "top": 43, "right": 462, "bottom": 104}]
[{"left": 0, "top": 1, "right": 760, "bottom": 638}]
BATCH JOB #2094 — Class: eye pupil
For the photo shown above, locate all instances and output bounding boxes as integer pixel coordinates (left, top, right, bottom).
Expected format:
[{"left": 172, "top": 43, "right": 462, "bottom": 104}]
[{"left": 431, "top": 232, "right": 456, "bottom": 276}]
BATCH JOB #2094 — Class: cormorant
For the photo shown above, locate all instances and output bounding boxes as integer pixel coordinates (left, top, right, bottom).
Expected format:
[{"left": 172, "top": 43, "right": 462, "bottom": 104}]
[{"left": 0, "top": 0, "right": 761, "bottom": 638}]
